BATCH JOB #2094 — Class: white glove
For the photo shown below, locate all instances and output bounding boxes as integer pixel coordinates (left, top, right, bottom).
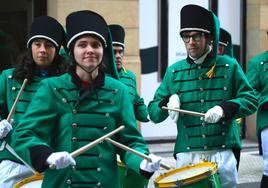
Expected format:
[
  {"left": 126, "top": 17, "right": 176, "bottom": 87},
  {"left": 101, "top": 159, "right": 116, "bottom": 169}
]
[
  {"left": 203, "top": 105, "right": 224, "bottom": 123},
  {"left": 0, "top": 120, "right": 12, "bottom": 139},
  {"left": 167, "top": 94, "right": 180, "bottom": 123},
  {"left": 46, "top": 151, "right": 76, "bottom": 169},
  {"left": 140, "top": 154, "right": 162, "bottom": 173}
]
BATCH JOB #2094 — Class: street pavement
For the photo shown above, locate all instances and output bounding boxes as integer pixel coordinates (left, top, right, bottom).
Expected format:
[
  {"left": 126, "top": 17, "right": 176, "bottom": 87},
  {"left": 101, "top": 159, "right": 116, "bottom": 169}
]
[{"left": 147, "top": 139, "right": 262, "bottom": 188}]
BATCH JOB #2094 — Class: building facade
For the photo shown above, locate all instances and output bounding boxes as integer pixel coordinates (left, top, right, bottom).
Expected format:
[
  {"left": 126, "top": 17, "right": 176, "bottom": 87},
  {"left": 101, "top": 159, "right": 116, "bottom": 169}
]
[{"left": 1, "top": 0, "right": 268, "bottom": 141}]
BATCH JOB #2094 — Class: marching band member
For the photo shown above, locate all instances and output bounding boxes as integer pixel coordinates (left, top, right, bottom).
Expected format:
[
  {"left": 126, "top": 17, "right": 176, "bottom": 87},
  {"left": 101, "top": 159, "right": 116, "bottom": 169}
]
[
  {"left": 109, "top": 24, "right": 149, "bottom": 123},
  {"left": 12, "top": 10, "right": 161, "bottom": 188},
  {"left": 246, "top": 30, "right": 268, "bottom": 188},
  {"left": 218, "top": 28, "right": 242, "bottom": 171},
  {"left": 148, "top": 4, "right": 257, "bottom": 188},
  {"left": 109, "top": 24, "right": 150, "bottom": 188},
  {"left": 0, "top": 16, "right": 67, "bottom": 187}
]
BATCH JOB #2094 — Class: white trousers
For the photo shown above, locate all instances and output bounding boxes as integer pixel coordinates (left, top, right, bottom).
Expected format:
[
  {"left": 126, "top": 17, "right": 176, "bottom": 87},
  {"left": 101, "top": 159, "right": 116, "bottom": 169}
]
[
  {"left": 176, "top": 150, "right": 237, "bottom": 188},
  {"left": 261, "top": 127, "right": 268, "bottom": 176},
  {"left": 0, "top": 160, "right": 34, "bottom": 188}
]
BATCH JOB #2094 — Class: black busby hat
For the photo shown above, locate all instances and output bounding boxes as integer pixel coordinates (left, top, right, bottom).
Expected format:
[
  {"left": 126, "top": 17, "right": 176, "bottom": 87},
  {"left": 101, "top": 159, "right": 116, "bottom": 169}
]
[
  {"left": 219, "top": 28, "right": 233, "bottom": 57},
  {"left": 219, "top": 28, "right": 231, "bottom": 47},
  {"left": 66, "top": 10, "right": 108, "bottom": 49},
  {"left": 27, "top": 16, "right": 65, "bottom": 49},
  {"left": 109, "top": 24, "right": 125, "bottom": 48},
  {"left": 180, "top": 4, "right": 214, "bottom": 35}
]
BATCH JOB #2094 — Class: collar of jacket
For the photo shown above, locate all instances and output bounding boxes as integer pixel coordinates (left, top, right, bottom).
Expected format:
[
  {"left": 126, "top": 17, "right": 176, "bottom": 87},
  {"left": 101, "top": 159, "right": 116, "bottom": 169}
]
[
  {"left": 186, "top": 52, "right": 214, "bottom": 67},
  {"left": 68, "top": 65, "right": 105, "bottom": 90},
  {"left": 33, "top": 65, "right": 58, "bottom": 78}
]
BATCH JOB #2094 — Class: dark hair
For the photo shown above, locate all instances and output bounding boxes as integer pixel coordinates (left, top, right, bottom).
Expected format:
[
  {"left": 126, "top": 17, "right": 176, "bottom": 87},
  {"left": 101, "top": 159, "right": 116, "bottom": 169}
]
[{"left": 13, "top": 48, "right": 69, "bottom": 82}]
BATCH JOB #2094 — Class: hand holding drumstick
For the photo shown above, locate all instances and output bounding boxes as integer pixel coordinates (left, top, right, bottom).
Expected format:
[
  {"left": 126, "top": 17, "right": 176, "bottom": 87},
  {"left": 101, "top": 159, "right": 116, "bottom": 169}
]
[
  {"left": 0, "top": 79, "right": 28, "bottom": 139},
  {"left": 105, "top": 137, "right": 172, "bottom": 170},
  {"left": 48, "top": 126, "right": 125, "bottom": 169}
]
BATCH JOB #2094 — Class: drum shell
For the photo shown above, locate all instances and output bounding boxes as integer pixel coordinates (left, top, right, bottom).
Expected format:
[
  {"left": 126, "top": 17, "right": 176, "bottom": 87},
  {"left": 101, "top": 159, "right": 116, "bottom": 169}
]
[
  {"left": 154, "top": 162, "right": 221, "bottom": 188},
  {"left": 118, "top": 160, "right": 148, "bottom": 188}
]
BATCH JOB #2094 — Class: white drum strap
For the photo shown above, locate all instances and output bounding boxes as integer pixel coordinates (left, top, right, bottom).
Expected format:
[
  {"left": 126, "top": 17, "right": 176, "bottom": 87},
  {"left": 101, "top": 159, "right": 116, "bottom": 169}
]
[{"left": 5, "top": 143, "right": 36, "bottom": 174}]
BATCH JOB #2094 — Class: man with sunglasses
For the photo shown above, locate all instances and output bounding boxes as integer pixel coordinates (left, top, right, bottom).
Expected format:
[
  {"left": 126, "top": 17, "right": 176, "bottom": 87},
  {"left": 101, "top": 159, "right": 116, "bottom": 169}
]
[{"left": 148, "top": 4, "right": 257, "bottom": 188}]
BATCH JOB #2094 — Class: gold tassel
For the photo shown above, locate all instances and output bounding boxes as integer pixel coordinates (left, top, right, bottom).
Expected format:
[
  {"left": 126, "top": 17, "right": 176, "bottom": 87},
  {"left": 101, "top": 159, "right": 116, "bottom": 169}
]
[
  {"left": 206, "top": 63, "right": 216, "bottom": 78},
  {"left": 122, "top": 66, "right": 127, "bottom": 73}
]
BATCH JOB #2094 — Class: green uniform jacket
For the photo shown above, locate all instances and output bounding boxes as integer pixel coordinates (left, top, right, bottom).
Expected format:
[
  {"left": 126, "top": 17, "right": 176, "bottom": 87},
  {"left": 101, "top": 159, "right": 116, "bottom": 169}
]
[
  {"left": 0, "top": 68, "right": 45, "bottom": 163},
  {"left": 118, "top": 69, "right": 149, "bottom": 122},
  {"left": 148, "top": 55, "right": 257, "bottom": 154},
  {"left": 246, "top": 51, "right": 268, "bottom": 138},
  {"left": 12, "top": 70, "right": 149, "bottom": 188}
]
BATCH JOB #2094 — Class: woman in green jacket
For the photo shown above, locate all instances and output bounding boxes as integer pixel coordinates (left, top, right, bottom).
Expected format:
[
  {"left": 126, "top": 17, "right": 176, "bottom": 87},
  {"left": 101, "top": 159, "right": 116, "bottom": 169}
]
[
  {"left": 12, "top": 10, "right": 161, "bottom": 188},
  {"left": 0, "top": 16, "right": 67, "bottom": 187}
]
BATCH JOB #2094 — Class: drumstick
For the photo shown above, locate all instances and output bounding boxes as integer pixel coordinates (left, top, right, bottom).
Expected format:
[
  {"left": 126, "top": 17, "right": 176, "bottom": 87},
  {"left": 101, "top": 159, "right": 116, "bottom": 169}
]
[
  {"left": 162, "top": 106, "right": 205, "bottom": 118},
  {"left": 71, "top": 125, "right": 125, "bottom": 158},
  {"left": 105, "top": 137, "right": 172, "bottom": 170},
  {"left": 49, "top": 125, "right": 125, "bottom": 169},
  {"left": 1, "top": 78, "right": 36, "bottom": 174},
  {"left": 7, "top": 78, "right": 28, "bottom": 122}
]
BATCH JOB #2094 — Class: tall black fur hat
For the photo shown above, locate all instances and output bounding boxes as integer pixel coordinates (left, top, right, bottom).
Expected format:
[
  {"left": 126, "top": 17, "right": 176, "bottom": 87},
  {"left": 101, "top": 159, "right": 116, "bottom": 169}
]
[
  {"left": 219, "top": 28, "right": 231, "bottom": 46},
  {"left": 219, "top": 28, "right": 233, "bottom": 57},
  {"left": 27, "top": 16, "right": 65, "bottom": 49},
  {"left": 180, "top": 4, "right": 214, "bottom": 35},
  {"left": 109, "top": 24, "right": 125, "bottom": 48},
  {"left": 66, "top": 10, "right": 108, "bottom": 49}
]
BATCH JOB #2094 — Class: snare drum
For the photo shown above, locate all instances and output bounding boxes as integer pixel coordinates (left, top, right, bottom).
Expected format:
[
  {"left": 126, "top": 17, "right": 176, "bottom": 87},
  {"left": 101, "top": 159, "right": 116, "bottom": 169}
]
[
  {"left": 117, "top": 160, "right": 148, "bottom": 188},
  {"left": 13, "top": 173, "right": 43, "bottom": 188},
  {"left": 154, "top": 162, "right": 221, "bottom": 188}
]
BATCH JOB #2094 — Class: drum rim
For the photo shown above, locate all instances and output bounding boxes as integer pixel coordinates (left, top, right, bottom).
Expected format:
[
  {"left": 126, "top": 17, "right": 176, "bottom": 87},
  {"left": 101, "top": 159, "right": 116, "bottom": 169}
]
[
  {"left": 13, "top": 173, "right": 43, "bottom": 188},
  {"left": 154, "top": 162, "right": 217, "bottom": 187}
]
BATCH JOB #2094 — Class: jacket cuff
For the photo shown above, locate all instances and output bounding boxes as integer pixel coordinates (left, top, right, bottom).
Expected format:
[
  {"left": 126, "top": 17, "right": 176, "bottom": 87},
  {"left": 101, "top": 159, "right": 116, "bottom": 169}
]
[
  {"left": 259, "top": 102, "right": 268, "bottom": 111},
  {"left": 219, "top": 101, "right": 239, "bottom": 120},
  {"left": 30, "top": 145, "right": 54, "bottom": 173},
  {"left": 158, "top": 95, "right": 171, "bottom": 109},
  {"left": 139, "top": 168, "right": 154, "bottom": 179}
]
